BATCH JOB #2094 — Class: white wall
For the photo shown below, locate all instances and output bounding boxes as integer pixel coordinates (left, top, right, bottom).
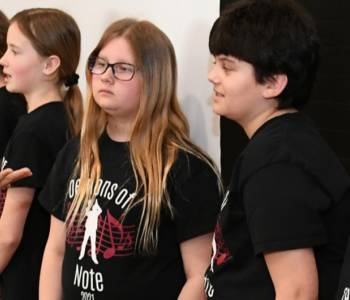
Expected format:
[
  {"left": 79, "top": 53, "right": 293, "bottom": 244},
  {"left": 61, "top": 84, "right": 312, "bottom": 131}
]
[{"left": 2, "top": 0, "right": 221, "bottom": 167}]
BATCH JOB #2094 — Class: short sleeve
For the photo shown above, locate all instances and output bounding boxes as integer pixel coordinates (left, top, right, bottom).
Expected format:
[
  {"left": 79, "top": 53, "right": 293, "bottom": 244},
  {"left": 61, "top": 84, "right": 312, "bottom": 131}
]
[
  {"left": 170, "top": 155, "right": 221, "bottom": 243},
  {"left": 39, "top": 140, "right": 78, "bottom": 221},
  {"left": 6, "top": 131, "right": 52, "bottom": 188},
  {"left": 243, "top": 163, "right": 329, "bottom": 255}
]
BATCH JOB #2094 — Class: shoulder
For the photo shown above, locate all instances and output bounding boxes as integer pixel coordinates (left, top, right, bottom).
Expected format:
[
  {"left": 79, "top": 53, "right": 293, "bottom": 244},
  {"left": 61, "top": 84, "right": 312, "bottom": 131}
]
[
  {"left": 21, "top": 102, "right": 69, "bottom": 140},
  {"left": 173, "top": 150, "right": 215, "bottom": 176},
  {"left": 240, "top": 113, "right": 325, "bottom": 178},
  {"left": 169, "top": 149, "right": 219, "bottom": 189},
  {"left": 57, "top": 137, "right": 80, "bottom": 163}
]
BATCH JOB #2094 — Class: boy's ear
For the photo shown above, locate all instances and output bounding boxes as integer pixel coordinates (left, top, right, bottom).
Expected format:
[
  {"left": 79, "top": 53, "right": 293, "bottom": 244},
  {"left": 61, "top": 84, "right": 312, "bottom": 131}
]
[
  {"left": 262, "top": 74, "right": 288, "bottom": 99},
  {"left": 42, "top": 55, "right": 61, "bottom": 76}
]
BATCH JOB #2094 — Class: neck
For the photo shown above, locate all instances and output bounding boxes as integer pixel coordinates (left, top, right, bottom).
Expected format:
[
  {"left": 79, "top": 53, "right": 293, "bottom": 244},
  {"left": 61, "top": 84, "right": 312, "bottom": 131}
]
[
  {"left": 243, "top": 107, "right": 298, "bottom": 139},
  {"left": 25, "top": 87, "right": 62, "bottom": 113},
  {"left": 106, "top": 116, "right": 134, "bottom": 142}
]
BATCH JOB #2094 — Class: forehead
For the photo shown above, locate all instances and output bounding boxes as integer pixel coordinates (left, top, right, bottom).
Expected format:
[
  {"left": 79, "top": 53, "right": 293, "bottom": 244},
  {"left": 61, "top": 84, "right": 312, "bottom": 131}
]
[
  {"left": 215, "top": 54, "right": 239, "bottom": 64},
  {"left": 98, "top": 37, "right": 135, "bottom": 63},
  {"left": 7, "top": 22, "right": 31, "bottom": 48}
]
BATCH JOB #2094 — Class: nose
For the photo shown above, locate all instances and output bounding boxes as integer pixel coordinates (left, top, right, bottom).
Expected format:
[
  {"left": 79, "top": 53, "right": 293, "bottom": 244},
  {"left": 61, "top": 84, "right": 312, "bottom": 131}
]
[
  {"left": 208, "top": 64, "right": 220, "bottom": 85},
  {"left": 0, "top": 51, "right": 7, "bottom": 67},
  {"left": 100, "top": 65, "right": 114, "bottom": 83}
]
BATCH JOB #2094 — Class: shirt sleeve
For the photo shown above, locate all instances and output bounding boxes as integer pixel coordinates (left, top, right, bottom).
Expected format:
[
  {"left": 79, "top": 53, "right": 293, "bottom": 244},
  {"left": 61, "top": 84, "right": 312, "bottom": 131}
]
[
  {"left": 243, "top": 163, "right": 329, "bottom": 255},
  {"left": 170, "top": 154, "right": 221, "bottom": 243},
  {"left": 6, "top": 131, "right": 53, "bottom": 188},
  {"left": 39, "top": 140, "right": 77, "bottom": 221}
]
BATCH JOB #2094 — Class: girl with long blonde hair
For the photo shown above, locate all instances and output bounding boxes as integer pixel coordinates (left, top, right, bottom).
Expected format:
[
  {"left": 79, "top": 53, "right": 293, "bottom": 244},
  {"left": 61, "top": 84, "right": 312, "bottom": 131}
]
[
  {"left": 0, "top": 8, "right": 83, "bottom": 300},
  {"left": 39, "top": 18, "right": 220, "bottom": 300}
]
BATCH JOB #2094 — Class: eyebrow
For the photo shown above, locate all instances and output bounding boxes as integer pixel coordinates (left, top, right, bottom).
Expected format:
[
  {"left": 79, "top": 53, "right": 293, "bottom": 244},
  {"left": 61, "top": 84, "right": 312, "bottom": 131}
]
[
  {"left": 97, "top": 55, "right": 133, "bottom": 65},
  {"left": 217, "top": 56, "right": 237, "bottom": 64},
  {"left": 8, "top": 43, "right": 20, "bottom": 50}
]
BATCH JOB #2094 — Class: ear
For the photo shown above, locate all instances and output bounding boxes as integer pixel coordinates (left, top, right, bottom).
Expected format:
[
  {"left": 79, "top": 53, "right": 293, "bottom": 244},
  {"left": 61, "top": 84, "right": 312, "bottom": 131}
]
[
  {"left": 42, "top": 55, "right": 61, "bottom": 76},
  {"left": 262, "top": 74, "right": 288, "bottom": 99}
]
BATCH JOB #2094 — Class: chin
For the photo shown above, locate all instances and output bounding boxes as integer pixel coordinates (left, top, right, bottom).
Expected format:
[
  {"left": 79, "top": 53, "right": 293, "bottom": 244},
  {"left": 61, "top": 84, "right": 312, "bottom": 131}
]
[
  {"left": 212, "top": 104, "right": 225, "bottom": 117},
  {"left": 4, "top": 84, "right": 18, "bottom": 93}
]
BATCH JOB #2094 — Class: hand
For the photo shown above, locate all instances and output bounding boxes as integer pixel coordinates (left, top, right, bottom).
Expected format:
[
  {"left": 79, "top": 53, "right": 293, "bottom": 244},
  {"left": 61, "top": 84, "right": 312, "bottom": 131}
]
[{"left": 0, "top": 168, "right": 32, "bottom": 189}]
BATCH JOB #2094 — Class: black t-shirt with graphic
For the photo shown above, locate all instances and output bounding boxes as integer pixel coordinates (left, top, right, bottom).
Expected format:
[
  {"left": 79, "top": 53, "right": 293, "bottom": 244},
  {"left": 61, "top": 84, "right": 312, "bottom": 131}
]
[
  {"left": 205, "top": 112, "right": 350, "bottom": 300},
  {"left": 0, "top": 102, "right": 70, "bottom": 300},
  {"left": 0, "top": 87, "right": 26, "bottom": 158},
  {"left": 39, "top": 131, "right": 220, "bottom": 300}
]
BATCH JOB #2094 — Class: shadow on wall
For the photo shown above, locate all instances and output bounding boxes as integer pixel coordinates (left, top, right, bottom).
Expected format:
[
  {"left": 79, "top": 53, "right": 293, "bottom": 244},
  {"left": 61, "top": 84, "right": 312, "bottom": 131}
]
[{"left": 179, "top": 19, "right": 221, "bottom": 166}]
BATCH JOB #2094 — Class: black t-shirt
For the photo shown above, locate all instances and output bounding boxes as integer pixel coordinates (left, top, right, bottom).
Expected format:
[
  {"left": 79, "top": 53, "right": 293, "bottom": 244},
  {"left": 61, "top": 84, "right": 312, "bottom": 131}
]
[
  {"left": 0, "top": 87, "right": 26, "bottom": 158},
  {"left": 205, "top": 112, "right": 350, "bottom": 300},
  {"left": 39, "top": 131, "right": 220, "bottom": 300},
  {"left": 0, "top": 101, "right": 70, "bottom": 300}
]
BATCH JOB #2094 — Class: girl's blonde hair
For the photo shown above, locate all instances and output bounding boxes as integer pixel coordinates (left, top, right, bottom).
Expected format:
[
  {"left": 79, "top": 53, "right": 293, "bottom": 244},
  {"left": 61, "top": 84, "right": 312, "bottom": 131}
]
[
  {"left": 67, "top": 18, "right": 220, "bottom": 253},
  {"left": 11, "top": 8, "right": 83, "bottom": 135}
]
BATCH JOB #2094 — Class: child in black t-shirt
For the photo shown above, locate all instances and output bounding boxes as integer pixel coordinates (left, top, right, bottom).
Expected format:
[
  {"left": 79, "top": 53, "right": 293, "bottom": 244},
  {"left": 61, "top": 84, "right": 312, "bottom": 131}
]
[
  {"left": 39, "top": 18, "right": 221, "bottom": 300},
  {"left": 204, "top": 0, "right": 350, "bottom": 299},
  {"left": 0, "top": 8, "right": 83, "bottom": 300},
  {"left": 0, "top": 11, "right": 29, "bottom": 186}
]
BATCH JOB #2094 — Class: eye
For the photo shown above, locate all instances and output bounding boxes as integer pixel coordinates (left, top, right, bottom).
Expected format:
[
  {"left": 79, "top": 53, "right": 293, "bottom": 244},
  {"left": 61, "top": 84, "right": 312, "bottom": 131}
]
[
  {"left": 95, "top": 59, "right": 106, "bottom": 68},
  {"left": 114, "top": 63, "right": 134, "bottom": 73},
  {"left": 10, "top": 48, "right": 18, "bottom": 55}
]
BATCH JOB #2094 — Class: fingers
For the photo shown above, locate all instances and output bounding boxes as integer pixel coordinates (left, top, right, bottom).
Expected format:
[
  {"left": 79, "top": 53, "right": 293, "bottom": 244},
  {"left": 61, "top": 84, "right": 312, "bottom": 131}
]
[{"left": 0, "top": 168, "right": 32, "bottom": 189}]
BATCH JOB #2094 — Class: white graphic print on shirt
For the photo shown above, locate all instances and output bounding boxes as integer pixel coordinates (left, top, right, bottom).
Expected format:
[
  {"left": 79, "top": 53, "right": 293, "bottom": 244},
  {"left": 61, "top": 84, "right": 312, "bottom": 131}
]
[
  {"left": 0, "top": 156, "right": 9, "bottom": 216},
  {"left": 79, "top": 199, "right": 103, "bottom": 264},
  {"left": 342, "top": 288, "right": 350, "bottom": 300},
  {"left": 67, "top": 178, "right": 137, "bottom": 298}
]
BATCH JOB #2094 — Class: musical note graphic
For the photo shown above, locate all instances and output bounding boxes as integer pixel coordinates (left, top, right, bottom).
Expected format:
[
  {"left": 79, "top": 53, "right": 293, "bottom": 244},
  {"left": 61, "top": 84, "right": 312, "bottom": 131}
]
[
  {"left": 211, "top": 223, "right": 232, "bottom": 269},
  {"left": 67, "top": 208, "right": 136, "bottom": 260}
]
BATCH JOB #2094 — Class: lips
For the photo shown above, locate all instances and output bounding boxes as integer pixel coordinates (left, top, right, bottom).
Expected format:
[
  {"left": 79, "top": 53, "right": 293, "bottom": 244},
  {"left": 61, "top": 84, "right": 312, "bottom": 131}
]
[
  {"left": 214, "top": 89, "right": 224, "bottom": 98},
  {"left": 214, "top": 89, "right": 224, "bottom": 97},
  {"left": 98, "top": 89, "right": 114, "bottom": 95},
  {"left": 2, "top": 74, "right": 11, "bottom": 84}
]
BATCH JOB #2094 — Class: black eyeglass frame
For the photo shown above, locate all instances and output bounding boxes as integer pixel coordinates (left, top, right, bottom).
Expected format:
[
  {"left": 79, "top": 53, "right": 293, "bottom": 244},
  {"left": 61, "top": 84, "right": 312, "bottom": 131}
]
[{"left": 88, "top": 56, "right": 138, "bottom": 81}]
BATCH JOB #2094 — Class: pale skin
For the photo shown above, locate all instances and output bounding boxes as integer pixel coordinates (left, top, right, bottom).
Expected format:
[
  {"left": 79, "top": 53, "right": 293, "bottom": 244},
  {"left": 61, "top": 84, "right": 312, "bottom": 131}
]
[
  {"left": 178, "top": 233, "right": 213, "bottom": 300},
  {"left": 39, "top": 216, "right": 65, "bottom": 300},
  {"left": 0, "top": 168, "right": 32, "bottom": 189},
  {"left": 208, "top": 54, "right": 318, "bottom": 299},
  {"left": 0, "top": 21, "right": 62, "bottom": 271}
]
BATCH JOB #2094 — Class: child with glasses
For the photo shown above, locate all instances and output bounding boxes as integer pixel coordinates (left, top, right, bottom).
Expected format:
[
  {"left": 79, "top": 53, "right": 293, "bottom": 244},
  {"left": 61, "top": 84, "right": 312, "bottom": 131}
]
[
  {"left": 0, "top": 8, "right": 83, "bottom": 300},
  {"left": 39, "top": 18, "right": 221, "bottom": 300},
  {"left": 204, "top": 0, "right": 350, "bottom": 299}
]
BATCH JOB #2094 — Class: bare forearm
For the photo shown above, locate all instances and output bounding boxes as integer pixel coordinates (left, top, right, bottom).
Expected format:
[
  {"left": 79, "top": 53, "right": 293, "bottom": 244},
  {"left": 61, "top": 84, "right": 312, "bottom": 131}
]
[
  {"left": 275, "top": 285, "right": 318, "bottom": 300},
  {"left": 178, "top": 277, "right": 206, "bottom": 300},
  {"left": 39, "top": 250, "right": 63, "bottom": 300}
]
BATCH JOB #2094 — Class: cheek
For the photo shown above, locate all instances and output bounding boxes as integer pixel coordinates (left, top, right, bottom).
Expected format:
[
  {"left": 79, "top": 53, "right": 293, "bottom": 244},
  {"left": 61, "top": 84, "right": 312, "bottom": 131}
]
[
  {"left": 91, "top": 78, "right": 99, "bottom": 98},
  {"left": 125, "top": 80, "right": 141, "bottom": 107},
  {"left": 12, "top": 61, "right": 37, "bottom": 80}
]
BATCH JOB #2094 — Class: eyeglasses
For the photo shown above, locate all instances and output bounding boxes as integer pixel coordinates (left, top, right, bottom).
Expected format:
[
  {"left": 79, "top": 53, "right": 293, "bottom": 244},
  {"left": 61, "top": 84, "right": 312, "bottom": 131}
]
[{"left": 88, "top": 56, "right": 137, "bottom": 81}]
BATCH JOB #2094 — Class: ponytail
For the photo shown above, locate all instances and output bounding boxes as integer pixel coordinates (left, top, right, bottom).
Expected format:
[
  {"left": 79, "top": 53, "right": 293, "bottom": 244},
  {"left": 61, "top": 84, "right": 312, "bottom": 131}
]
[{"left": 64, "top": 85, "right": 83, "bottom": 136}]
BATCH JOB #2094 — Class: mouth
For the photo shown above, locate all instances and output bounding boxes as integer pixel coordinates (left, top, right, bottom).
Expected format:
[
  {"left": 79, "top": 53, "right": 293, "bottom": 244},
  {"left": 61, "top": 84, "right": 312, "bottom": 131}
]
[
  {"left": 214, "top": 89, "right": 224, "bottom": 98},
  {"left": 2, "top": 72, "right": 11, "bottom": 82},
  {"left": 98, "top": 89, "right": 114, "bottom": 95}
]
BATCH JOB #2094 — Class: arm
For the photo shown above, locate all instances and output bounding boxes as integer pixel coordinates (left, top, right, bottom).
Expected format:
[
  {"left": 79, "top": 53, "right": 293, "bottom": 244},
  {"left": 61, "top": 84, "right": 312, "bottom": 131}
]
[
  {"left": 39, "top": 215, "right": 65, "bottom": 300},
  {"left": 264, "top": 248, "right": 318, "bottom": 300},
  {"left": 0, "top": 187, "right": 34, "bottom": 272},
  {"left": 0, "top": 168, "right": 32, "bottom": 189},
  {"left": 178, "top": 233, "right": 213, "bottom": 300}
]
